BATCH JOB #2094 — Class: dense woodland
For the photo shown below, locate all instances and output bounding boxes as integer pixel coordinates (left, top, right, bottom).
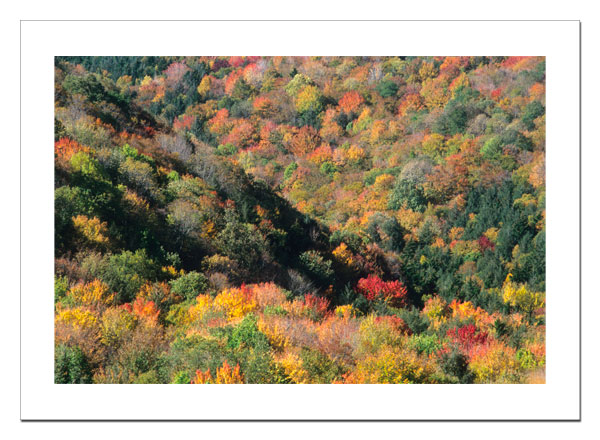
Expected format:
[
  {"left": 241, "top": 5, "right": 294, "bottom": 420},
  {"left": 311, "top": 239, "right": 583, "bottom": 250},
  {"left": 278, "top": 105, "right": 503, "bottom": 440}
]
[{"left": 54, "top": 56, "right": 545, "bottom": 384}]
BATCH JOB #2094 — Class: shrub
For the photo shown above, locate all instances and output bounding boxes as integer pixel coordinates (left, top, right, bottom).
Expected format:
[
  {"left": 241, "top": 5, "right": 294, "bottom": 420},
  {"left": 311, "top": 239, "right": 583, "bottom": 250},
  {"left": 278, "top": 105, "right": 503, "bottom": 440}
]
[
  {"left": 169, "top": 271, "right": 209, "bottom": 301},
  {"left": 97, "top": 249, "right": 157, "bottom": 304},
  {"left": 439, "top": 347, "right": 474, "bottom": 384},
  {"left": 55, "top": 344, "right": 93, "bottom": 384},
  {"left": 356, "top": 274, "right": 408, "bottom": 307},
  {"left": 298, "top": 251, "right": 335, "bottom": 286},
  {"left": 227, "top": 314, "right": 270, "bottom": 350}
]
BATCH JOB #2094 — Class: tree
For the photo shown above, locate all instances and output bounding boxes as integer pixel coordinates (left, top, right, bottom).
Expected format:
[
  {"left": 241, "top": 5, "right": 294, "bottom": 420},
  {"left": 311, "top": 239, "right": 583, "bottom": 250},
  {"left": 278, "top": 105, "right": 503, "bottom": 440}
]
[
  {"left": 97, "top": 250, "right": 157, "bottom": 304},
  {"left": 356, "top": 274, "right": 408, "bottom": 307},
  {"left": 169, "top": 272, "right": 209, "bottom": 301},
  {"left": 376, "top": 79, "right": 399, "bottom": 98}
]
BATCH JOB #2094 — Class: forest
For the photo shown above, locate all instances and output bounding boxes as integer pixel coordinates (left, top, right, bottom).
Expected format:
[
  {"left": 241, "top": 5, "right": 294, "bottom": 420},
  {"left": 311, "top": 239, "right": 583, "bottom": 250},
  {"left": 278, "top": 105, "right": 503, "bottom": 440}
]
[{"left": 54, "top": 56, "right": 545, "bottom": 384}]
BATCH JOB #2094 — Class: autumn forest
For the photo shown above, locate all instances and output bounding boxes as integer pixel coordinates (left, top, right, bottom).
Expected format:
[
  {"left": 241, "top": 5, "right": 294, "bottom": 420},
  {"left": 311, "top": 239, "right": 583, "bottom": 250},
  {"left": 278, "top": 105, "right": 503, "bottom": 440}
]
[{"left": 54, "top": 56, "right": 545, "bottom": 384}]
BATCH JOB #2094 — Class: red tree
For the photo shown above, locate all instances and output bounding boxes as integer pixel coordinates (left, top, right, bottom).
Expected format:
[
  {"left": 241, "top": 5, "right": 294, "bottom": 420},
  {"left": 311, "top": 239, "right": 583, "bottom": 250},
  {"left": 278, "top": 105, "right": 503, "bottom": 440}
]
[{"left": 356, "top": 274, "right": 408, "bottom": 307}]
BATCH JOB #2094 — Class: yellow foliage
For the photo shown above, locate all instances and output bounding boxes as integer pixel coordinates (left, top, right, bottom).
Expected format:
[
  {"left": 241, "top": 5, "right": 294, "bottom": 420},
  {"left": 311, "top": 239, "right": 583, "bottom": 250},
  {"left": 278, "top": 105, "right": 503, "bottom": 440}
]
[
  {"left": 450, "top": 240, "right": 480, "bottom": 257},
  {"left": 100, "top": 307, "right": 136, "bottom": 346},
  {"left": 396, "top": 207, "right": 424, "bottom": 232},
  {"left": 67, "top": 280, "right": 115, "bottom": 307},
  {"left": 188, "top": 294, "right": 215, "bottom": 322},
  {"left": 502, "top": 274, "right": 545, "bottom": 315},
  {"left": 201, "top": 219, "right": 217, "bottom": 240},
  {"left": 469, "top": 340, "right": 520, "bottom": 383},
  {"left": 197, "top": 76, "right": 212, "bottom": 98},
  {"left": 276, "top": 350, "right": 310, "bottom": 384},
  {"left": 449, "top": 299, "right": 496, "bottom": 331},
  {"left": 347, "top": 144, "right": 366, "bottom": 163},
  {"left": 72, "top": 215, "right": 110, "bottom": 248},
  {"left": 123, "top": 189, "right": 150, "bottom": 214},
  {"left": 257, "top": 317, "right": 290, "bottom": 351},
  {"left": 357, "top": 315, "right": 402, "bottom": 356},
  {"left": 332, "top": 242, "right": 354, "bottom": 266},
  {"left": 373, "top": 173, "right": 395, "bottom": 191},
  {"left": 448, "top": 226, "right": 464, "bottom": 241},
  {"left": 420, "top": 78, "right": 450, "bottom": 109},
  {"left": 347, "top": 345, "right": 436, "bottom": 384},
  {"left": 214, "top": 286, "right": 257, "bottom": 320},
  {"left": 513, "top": 193, "right": 537, "bottom": 209},
  {"left": 418, "top": 61, "right": 437, "bottom": 81},
  {"left": 161, "top": 265, "right": 184, "bottom": 278},
  {"left": 295, "top": 85, "right": 322, "bottom": 113},
  {"left": 56, "top": 307, "right": 99, "bottom": 329},
  {"left": 422, "top": 133, "right": 446, "bottom": 160},
  {"left": 422, "top": 296, "right": 449, "bottom": 329},
  {"left": 484, "top": 227, "right": 499, "bottom": 243},
  {"left": 334, "top": 304, "right": 357, "bottom": 319},
  {"left": 369, "top": 121, "right": 387, "bottom": 145}
]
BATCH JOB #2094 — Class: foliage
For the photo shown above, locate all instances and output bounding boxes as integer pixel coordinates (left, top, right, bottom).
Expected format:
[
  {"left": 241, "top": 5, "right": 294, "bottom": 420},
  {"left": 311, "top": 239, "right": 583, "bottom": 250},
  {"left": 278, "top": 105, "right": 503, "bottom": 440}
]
[{"left": 54, "top": 56, "right": 545, "bottom": 384}]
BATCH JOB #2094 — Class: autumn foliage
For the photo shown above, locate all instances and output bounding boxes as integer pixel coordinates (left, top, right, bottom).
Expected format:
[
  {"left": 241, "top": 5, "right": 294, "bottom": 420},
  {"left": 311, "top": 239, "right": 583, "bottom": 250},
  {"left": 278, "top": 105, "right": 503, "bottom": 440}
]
[{"left": 54, "top": 56, "right": 545, "bottom": 384}]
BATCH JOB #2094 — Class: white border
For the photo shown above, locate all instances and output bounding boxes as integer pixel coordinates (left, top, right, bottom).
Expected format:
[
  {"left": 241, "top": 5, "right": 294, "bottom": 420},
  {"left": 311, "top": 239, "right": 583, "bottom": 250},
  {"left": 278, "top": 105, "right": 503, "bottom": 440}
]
[{"left": 20, "top": 20, "right": 580, "bottom": 420}]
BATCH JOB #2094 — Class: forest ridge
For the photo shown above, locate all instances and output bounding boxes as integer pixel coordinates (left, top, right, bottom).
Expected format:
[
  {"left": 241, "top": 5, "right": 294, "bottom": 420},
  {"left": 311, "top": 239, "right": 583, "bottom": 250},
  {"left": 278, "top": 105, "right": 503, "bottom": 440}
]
[{"left": 54, "top": 56, "right": 545, "bottom": 384}]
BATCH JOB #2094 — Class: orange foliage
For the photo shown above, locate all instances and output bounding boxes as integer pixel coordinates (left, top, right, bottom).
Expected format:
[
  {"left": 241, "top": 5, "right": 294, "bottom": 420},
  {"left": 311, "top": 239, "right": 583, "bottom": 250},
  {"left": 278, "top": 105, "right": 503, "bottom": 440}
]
[
  {"left": 338, "top": 90, "right": 364, "bottom": 114},
  {"left": 289, "top": 125, "right": 320, "bottom": 156},
  {"left": 55, "top": 138, "right": 91, "bottom": 160},
  {"left": 191, "top": 361, "right": 244, "bottom": 384}
]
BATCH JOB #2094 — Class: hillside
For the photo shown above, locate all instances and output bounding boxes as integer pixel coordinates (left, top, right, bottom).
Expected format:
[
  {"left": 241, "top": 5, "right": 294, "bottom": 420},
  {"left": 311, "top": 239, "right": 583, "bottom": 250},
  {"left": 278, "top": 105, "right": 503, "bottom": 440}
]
[{"left": 54, "top": 56, "right": 545, "bottom": 384}]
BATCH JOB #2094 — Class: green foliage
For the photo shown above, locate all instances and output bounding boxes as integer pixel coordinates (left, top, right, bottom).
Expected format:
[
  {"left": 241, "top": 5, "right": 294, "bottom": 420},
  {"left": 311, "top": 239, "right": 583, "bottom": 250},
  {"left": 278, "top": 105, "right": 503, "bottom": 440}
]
[
  {"left": 172, "top": 371, "right": 191, "bottom": 384},
  {"left": 299, "top": 348, "right": 345, "bottom": 383},
  {"left": 218, "top": 212, "right": 269, "bottom": 274},
  {"left": 55, "top": 345, "right": 93, "bottom": 384},
  {"left": 55, "top": 276, "right": 69, "bottom": 303},
  {"left": 169, "top": 271, "right": 209, "bottom": 301},
  {"left": 216, "top": 143, "right": 238, "bottom": 156},
  {"left": 409, "top": 333, "right": 443, "bottom": 355},
  {"left": 53, "top": 56, "right": 545, "bottom": 384},
  {"left": 439, "top": 348, "right": 474, "bottom": 384},
  {"left": 522, "top": 101, "right": 545, "bottom": 130},
  {"left": 480, "top": 136, "right": 502, "bottom": 160},
  {"left": 320, "top": 161, "right": 338, "bottom": 177},
  {"left": 299, "top": 250, "right": 335, "bottom": 286},
  {"left": 376, "top": 79, "right": 399, "bottom": 98},
  {"left": 227, "top": 314, "right": 269, "bottom": 350},
  {"left": 388, "top": 178, "right": 428, "bottom": 212},
  {"left": 283, "top": 162, "right": 298, "bottom": 181},
  {"left": 96, "top": 249, "right": 157, "bottom": 304}
]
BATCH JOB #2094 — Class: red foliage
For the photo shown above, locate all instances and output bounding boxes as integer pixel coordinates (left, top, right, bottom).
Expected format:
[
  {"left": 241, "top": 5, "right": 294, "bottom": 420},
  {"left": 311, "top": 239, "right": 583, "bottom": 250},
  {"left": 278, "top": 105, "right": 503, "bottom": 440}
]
[
  {"left": 501, "top": 56, "right": 528, "bottom": 68},
  {"left": 253, "top": 96, "right": 275, "bottom": 118},
  {"left": 491, "top": 88, "right": 503, "bottom": 100},
  {"left": 173, "top": 114, "right": 195, "bottom": 132},
  {"left": 303, "top": 294, "right": 330, "bottom": 318},
  {"left": 208, "top": 108, "right": 231, "bottom": 135},
  {"left": 224, "top": 119, "right": 258, "bottom": 148},
  {"left": 477, "top": 235, "right": 495, "bottom": 252},
  {"left": 225, "top": 69, "right": 244, "bottom": 95},
  {"left": 143, "top": 126, "right": 156, "bottom": 137},
  {"left": 228, "top": 56, "right": 246, "bottom": 68},
  {"left": 446, "top": 324, "right": 489, "bottom": 355},
  {"left": 356, "top": 274, "right": 408, "bottom": 307},
  {"left": 132, "top": 297, "right": 160, "bottom": 324},
  {"left": 212, "top": 58, "right": 230, "bottom": 71}
]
